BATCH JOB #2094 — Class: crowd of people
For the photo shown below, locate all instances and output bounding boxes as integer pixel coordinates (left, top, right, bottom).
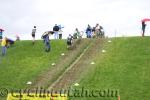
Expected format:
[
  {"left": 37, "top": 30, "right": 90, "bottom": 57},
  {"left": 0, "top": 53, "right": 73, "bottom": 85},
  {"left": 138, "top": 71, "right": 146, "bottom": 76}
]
[
  {"left": 0, "top": 23, "right": 105, "bottom": 56},
  {"left": 66, "top": 23, "right": 105, "bottom": 49},
  {"left": 86, "top": 23, "right": 105, "bottom": 38}
]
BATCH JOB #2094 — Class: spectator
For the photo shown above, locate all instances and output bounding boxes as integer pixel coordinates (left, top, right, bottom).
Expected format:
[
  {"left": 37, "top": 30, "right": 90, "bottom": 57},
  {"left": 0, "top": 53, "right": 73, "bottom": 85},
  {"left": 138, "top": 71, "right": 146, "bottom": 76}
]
[
  {"left": 16, "top": 34, "right": 20, "bottom": 41},
  {"left": 59, "top": 29, "right": 63, "bottom": 39},
  {"left": 92, "top": 27, "right": 96, "bottom": 38},
  {"left": 31, "top": 26, "right": 36, "bottom": 45},
  {"left": 142, "top": 22, "right": 146, "bottom": 37},
  {"left": 58, "top": 25, "right": 64, "bottom": 39},
  {"left": 86, "top": 24, "right": 92, "bottom": 38},
  {"left": 53, "top": 24, "right": 60, "bottom": 39},
  {"left": 95, "top": 23, "right": 100, "bottom": 38},
  {"left": 1, "top": 37, "right": 7, "bottom": 56},
  {"left": 99, "top": 26, "right": 105, "bottom": 38}
]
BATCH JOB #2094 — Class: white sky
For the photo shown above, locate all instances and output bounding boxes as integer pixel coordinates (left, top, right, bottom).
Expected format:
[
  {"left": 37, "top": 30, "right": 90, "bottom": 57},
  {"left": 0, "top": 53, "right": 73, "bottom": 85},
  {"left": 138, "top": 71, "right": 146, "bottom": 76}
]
[{"left": 0, "top": 0, "right": 150, "bottom": 40}]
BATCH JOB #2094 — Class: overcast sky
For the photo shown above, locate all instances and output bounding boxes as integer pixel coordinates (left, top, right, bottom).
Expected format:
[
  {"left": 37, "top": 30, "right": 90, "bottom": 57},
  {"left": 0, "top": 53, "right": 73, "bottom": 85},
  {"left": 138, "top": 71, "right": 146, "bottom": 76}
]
[{"left": 0, "top": 0, "right": 150, "bottom": 40}]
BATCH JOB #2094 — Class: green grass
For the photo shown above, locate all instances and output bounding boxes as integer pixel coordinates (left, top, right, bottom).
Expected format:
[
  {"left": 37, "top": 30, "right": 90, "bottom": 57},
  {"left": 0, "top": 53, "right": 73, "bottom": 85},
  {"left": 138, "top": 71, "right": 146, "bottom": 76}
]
[
  {"left": 70, "top": 37, "right": 150, "bottom": 100},
  {"left": 0, "top": 40, "right": 67, "bottom": 89},
  {"left": 1, "top": 37, "right": 150, "bottom": 100},
  {"left": 0, "top": 39, "right": 91, "bottom": 100}
]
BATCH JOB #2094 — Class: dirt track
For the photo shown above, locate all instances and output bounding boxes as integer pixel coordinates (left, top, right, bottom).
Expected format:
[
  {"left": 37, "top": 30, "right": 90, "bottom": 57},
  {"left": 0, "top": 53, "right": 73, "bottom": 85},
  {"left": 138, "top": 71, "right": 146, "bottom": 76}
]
[
  {"left": 28, "top": 38, "right": 105, "bottom": 92},
  {"left": 48, "top": 39, "right": 105, "bottom": 90}
]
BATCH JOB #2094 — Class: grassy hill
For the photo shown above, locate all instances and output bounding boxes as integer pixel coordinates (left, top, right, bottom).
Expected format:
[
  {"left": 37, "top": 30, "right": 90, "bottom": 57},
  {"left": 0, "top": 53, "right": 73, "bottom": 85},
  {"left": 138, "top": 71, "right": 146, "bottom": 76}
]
[
  {"left": 0, "top": 39, "right": 91, "bottom": 100},
  {"left": 0, "top": 37, "right": 150, "bottom": 100},
  {"left": 0, "top": 40, "right": 68, "bottom": 89},
  {"left": 70, "top": 37, "right": 150, "bottom": 100}
]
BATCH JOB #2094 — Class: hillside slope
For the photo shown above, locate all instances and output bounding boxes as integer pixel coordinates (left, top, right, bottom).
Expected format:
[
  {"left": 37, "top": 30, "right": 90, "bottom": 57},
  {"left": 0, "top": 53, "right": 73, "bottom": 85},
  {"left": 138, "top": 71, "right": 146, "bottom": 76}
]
[
  {"left": 0, "top": 40, "right": 68, "bottom": 89},
  {"left": 0, "top": 39, "right": 91, "bottom": 99},
  {"left": 70, "top": 37, "right": 150, "bottom": 100},
  {"left": 0, "top": 37, "right": 150, "bottom": 100}
]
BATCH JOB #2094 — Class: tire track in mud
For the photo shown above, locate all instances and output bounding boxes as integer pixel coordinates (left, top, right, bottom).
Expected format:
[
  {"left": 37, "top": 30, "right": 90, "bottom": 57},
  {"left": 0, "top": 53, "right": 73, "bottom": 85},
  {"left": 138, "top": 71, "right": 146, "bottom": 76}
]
[{"left": 48, "top": 39, "right": 105, "bottom": 91}]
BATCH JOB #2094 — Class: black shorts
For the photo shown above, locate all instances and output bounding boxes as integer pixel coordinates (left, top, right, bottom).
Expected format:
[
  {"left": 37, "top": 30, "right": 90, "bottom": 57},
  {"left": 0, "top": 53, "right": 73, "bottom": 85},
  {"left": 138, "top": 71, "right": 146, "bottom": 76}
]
[{"left": 32, "top": 34, "right": 35, "bottom": 37}]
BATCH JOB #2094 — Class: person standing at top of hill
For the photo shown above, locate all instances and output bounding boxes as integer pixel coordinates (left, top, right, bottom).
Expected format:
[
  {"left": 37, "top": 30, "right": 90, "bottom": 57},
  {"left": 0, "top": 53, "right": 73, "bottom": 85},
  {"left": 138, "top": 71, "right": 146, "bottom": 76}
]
[
  {"left": 95, "top": 23, "right": 101, "bottom": 38},
  {"left": 142, "top": 22, "right": 146, "bottom": 37},
  {"left": 31, "top": 26, "right": 36, "bottom": 45},
  {"left": 16, "top": 34, "right": 20, "bottom": 41},
  {"left": 86, "top": 24, "right": 92, "bottom": 38},
  {"left": 53, "top": 24, "right": 60, "bottom": 39},
  {"left": 1, "top": 37, "right": 7, "bottom": 56}
]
